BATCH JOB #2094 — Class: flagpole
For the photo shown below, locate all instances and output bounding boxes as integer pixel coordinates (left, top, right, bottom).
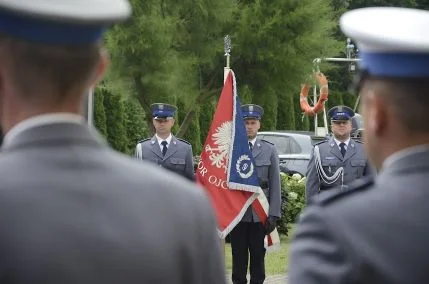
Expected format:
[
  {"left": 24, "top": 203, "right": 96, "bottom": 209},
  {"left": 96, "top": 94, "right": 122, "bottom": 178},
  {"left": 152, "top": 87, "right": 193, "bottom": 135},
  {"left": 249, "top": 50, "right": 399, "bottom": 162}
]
[
  {"left": 221, "top": 34, "right": 232, "bottom": 260},
  {"left": 224, "top": 35, "right": 231, "bottom": 83}
]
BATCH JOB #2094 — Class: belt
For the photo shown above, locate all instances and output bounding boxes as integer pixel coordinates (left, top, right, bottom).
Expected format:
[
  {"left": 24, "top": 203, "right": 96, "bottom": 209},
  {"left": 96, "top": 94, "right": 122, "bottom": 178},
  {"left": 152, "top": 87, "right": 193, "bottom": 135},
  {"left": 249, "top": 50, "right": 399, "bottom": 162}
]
[
  {"left": 320, "top": 184, "right": 349, "bottom": 191},
  {"left": 319, "top": 185, "right": 334, "bottom": 191}
]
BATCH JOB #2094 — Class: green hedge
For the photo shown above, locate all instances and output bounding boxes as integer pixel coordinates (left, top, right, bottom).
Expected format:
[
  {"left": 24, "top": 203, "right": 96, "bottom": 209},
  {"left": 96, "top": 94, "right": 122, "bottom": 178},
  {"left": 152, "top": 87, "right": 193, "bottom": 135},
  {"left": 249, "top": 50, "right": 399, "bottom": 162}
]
[{"left": 277, "top": 173, "right": 306, "bottom": 235}]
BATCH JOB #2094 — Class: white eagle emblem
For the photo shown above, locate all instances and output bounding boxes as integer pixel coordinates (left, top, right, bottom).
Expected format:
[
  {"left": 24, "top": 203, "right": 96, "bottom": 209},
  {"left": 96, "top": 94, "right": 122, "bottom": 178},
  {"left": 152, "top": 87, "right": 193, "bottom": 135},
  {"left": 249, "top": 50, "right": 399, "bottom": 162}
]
[{"left": 205, "top": 121, "right": 232, "bottom": 173}]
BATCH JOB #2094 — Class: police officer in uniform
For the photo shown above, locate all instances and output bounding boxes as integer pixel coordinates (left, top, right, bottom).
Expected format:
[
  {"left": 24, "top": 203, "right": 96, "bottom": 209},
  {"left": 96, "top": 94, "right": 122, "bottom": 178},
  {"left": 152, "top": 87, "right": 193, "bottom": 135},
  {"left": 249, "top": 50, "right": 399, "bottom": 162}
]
[
  {"left": 230, "top": 104, "right": 281, "bottom": 284},
  {"left": 0, "top": 1, "right": 225, "bottom": 283},
  {"left": 290, "top": 7, "right": 429, "bottom": 284},
  {"left": 135, "top": 103, "right": 194, "bottom": 181},
  {"left": 305, "top": 105, "right": 371, "bottom": 205}
]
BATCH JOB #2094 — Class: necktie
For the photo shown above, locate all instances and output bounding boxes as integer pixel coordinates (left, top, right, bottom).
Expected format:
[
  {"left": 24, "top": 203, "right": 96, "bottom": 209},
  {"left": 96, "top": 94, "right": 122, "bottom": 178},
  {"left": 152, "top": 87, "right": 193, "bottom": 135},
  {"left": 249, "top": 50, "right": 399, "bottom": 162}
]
[
  {"left": 249, "top": 141, "right": 253, "bottom": 152},
  {"left": 161, "top": 140, "right": 168, "bottom": 156},
  {"left": 339, "top": 142, "right": 346, "bottom": 157}
]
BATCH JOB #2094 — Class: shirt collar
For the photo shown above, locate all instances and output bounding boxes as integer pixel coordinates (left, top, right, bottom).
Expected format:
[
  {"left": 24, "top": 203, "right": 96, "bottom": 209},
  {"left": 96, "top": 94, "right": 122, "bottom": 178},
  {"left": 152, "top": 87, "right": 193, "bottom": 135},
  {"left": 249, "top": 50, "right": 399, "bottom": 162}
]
[
  {"left": 156, "top": 133, "right": 172, "bottom": 145},
  {"left": 3, "top": 113, "right": 84, "bottom": 146},
  {"left": 249, "top": 137, "right": 257, "bottom": 146},
  {"left": 381, "top": 144, "right": 429, "bottom": 172},
  {"left": 334, "top": 137, "right": 350, "bottom": 147}
]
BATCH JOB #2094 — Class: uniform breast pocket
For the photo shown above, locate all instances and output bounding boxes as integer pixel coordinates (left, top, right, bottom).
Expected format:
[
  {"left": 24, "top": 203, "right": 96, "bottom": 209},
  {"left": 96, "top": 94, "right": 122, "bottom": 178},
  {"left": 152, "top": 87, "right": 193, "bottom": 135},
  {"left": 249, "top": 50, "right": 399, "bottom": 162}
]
[
  {"left": 170, "top": 158, "right": 186, "bottom": 170},
  {"left": 321, "top": 159, "right": 340, "bottom": 174},
  {"left": 351, "top": 159, "right": 366, "bottom": 177},
  {"left": 255, "top": 160, "right": 271, "bottom": 179}
]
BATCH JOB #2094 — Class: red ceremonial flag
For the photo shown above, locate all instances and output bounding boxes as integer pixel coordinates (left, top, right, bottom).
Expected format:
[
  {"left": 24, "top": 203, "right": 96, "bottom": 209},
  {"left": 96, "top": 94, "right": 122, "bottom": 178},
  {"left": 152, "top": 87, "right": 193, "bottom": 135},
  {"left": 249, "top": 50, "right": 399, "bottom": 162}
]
[
  {"left": 197, "top": 70, "right": 280, "bottom": 250},
  {"left": 196, "top": 71, "right": 259, "bottom": 237}
]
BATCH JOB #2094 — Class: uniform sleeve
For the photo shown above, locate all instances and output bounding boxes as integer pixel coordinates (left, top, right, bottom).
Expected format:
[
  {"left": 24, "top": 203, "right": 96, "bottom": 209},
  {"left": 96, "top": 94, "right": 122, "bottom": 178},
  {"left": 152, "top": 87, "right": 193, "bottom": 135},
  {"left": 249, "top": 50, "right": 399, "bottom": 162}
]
[
  {"left": 185, "top": 144, "right": 195, "bottom": 181},
  {"left": 289, "top": 206, "right": 358, "bottom": 284},
  {"left": 305, "top": 147, "right": 319, "bottom": 205},
  {"left": 268, "top": 145, "right": 281, "bottom": 218}
]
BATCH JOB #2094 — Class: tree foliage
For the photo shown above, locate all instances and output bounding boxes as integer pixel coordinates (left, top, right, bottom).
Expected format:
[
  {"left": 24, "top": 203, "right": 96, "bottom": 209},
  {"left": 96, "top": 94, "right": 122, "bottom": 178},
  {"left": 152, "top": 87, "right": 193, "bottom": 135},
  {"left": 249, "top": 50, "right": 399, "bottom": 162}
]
[
  {"left": 103, "top": 90, "right": 128, "bottom": 153},
  {"left": 231, "top": 0, "right": 343, "bottom": 131},
  {"left": 347, "top": 0, "right": 416, "bottom": 9},
  {"left": 416, "top": 0, "right": 429, "bottom": 9},
  {"left": 93, "top": 88, "right": 107, "bottom": 138},
  {"left": 124, "top": 98, "right": 147, "bottom": 154},
  {"left": 105, "top": 0, "right": 234, "bottom": 139},
  {"left": 98, "top": 0, "right": 422, "bottom": 155}
]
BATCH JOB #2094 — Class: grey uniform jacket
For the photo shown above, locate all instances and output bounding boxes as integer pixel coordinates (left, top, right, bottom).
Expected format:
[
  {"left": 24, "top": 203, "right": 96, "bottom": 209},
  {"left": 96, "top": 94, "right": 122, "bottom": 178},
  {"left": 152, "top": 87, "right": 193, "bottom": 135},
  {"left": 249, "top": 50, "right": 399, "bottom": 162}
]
[
  {"left": 305, "top": 137, "right": 371, "bottom": 205},
  {"left": 135, "top": 135, "right": 194, "bottom": 181},
  {"left": 289, "top": 148, "right": 429, "bottom": 284},
  {"left": 241, "top": 139, "right": 281, "bottom": 222},
  {"left": 0, "top": 122, "right": 225, "bottom": 284}
]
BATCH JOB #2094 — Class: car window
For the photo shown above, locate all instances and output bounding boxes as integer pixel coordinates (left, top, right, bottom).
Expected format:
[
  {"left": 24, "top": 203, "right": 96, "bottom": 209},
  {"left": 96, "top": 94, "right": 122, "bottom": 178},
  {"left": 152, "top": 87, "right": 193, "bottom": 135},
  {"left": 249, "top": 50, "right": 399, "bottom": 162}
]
[
  {"left": 289, "top": 138, "right": 301, "bottom": 153},
  {"left": 259, "top": 135, "right": 302, "bottom": 154}
]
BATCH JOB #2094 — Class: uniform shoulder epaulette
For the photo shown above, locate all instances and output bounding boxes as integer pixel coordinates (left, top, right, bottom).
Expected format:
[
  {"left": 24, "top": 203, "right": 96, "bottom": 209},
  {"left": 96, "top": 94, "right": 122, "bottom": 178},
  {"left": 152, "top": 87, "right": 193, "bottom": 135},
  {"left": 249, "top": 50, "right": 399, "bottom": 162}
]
[
  {"left": 313, "top": 139, "right": 328, "bottom": 146},
  {"left": 354, "top": 139, "right": 363, "bottom": 144},
  {"left": 261, "top": 139, "right": 274, "bottom": 145},
  {"left": 177, "top": 138, "right": 191, "bottom": 145},
  {"left": 137, "top": 138, "right": 150, "bottom": 144},
  {"left": 316, "top": 176, "right": 374, "bottom": 206}
]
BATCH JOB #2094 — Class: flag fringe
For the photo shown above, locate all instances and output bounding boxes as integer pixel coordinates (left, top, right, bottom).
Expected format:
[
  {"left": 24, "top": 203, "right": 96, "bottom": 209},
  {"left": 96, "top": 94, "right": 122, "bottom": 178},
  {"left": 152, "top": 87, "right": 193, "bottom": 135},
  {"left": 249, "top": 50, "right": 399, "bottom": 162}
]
[
  {"left": 265, "top": 242, "right": 281, "bottom": 253},
  {"left": 255, "top": 190, "right": 282, "bottom": 253},
  {"left": 228, "top": 182, "right": 261, "bottom": 192},
  {"left": 226, "top": 70, "right": 238, "bottom": 184},
  {"left": 265, "top": 228, "right": 281, "bottom": 252},
  {"left": 217, "top": 191, "right": 258, "bottom": 239}
]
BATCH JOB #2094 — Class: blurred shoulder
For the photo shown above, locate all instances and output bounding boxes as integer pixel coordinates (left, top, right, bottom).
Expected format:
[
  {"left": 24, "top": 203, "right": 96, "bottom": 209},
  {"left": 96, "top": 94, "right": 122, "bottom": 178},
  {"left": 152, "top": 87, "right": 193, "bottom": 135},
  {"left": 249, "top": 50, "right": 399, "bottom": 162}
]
[
  {"left": 110, "top": 151, "right": 205, "bottom": 199},
  {"left": 298, "top": 176, "right": 376, "bottom": 230}
]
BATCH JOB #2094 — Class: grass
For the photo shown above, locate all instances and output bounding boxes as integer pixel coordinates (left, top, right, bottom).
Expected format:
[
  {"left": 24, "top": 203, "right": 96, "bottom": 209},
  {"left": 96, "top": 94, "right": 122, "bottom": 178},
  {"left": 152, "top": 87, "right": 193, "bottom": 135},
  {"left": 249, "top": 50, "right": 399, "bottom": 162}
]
[{"left": 224, "top": 224, "right": 295, "bottom": 275}]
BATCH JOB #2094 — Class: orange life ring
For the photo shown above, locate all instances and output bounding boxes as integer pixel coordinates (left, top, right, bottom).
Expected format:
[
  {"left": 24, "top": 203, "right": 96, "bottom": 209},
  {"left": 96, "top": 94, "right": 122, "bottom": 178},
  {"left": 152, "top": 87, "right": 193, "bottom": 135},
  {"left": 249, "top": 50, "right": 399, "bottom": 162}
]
[{"left": 299, "top": 72, "right": 329, "bottom": 116}]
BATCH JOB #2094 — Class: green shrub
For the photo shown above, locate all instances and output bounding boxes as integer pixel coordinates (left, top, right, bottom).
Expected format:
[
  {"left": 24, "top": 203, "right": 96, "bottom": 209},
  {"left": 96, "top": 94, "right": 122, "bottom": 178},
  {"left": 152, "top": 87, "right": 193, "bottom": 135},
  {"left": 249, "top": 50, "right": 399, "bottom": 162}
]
[{"left": 277, "top": 173, "right": 306, "bottom": 234}]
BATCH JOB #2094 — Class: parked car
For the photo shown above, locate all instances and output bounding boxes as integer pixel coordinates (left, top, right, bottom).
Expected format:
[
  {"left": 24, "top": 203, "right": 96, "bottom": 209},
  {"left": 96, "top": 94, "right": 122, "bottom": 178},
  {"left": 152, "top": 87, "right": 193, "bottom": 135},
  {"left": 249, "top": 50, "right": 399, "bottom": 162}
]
[
  {"left": 193, "top": 130, "right": 327, "bottom": 177},
  {"left": 351, "top": 113, "right": 364, "bottom": 139},
  {"left": 257, "top": 131, "right": 325, "bottom": 177}
]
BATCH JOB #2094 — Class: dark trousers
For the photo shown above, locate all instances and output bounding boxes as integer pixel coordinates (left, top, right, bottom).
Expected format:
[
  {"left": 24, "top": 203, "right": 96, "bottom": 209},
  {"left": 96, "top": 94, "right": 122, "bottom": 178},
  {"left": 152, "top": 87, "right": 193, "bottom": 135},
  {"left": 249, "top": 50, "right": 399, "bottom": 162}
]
[{"left": 230, "top": 221, "right": 266, "bottom": 284}]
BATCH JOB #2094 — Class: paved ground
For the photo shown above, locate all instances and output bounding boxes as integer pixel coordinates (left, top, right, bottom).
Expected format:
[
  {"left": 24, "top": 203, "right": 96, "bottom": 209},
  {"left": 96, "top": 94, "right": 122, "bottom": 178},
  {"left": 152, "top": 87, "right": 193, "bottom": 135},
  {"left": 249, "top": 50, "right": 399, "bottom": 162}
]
[{"left": 227, "top": 274, "right": 287, "bottom": 283}]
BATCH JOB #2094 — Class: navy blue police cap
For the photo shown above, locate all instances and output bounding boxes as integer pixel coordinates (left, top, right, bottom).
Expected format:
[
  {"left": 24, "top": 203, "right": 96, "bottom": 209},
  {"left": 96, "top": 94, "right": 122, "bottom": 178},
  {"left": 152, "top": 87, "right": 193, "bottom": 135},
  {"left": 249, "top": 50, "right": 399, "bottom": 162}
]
[
  {"left": 151, "top": 103, "right": 177, "bottom": 120},
  {"left": 241, "top": 104, "right": 264, "bottom": 120},
  {"left": 328, "top": 105, "right": 355, "bottom": 121},
  {"left": 341, "top": 7, "right": 429, "bottom": 78},
  {"left": 0, "top": 0, "right": 131, "bottom": 45}
]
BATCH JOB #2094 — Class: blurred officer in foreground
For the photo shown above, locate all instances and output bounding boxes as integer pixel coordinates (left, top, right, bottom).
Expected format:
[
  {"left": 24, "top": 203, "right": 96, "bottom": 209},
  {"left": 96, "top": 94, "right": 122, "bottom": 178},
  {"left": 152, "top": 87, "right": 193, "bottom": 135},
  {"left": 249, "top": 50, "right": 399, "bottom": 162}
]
[
  {"left": 135, "top": 103, "right": 194, "bottom": 181},
  {"left": 230, "top": 104, "right": 281, "bottom": 284},
  {"left": 289, "top": 7, "right": 429, "bottom": 284},
  {"left": 305, "top": 105, "right": 372, "bottom": 204},
  {"left": 0, "top": 1, "right": 225, "bottom": 283}
]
